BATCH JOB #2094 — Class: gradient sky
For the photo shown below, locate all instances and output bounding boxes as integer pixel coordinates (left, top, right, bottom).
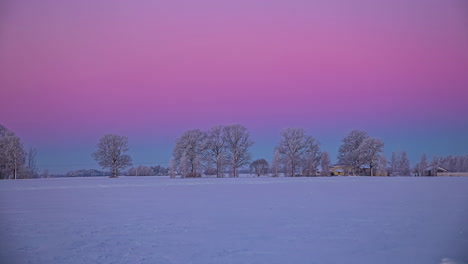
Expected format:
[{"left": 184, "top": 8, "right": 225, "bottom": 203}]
[{"left": 1, "top": 0, "right": 467, "bottom": 173}]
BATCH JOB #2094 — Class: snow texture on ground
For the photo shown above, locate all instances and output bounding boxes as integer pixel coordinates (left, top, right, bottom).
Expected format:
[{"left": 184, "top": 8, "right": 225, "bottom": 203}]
[{"left": 1, "top": 176, "right": 467, "bottom": 264}]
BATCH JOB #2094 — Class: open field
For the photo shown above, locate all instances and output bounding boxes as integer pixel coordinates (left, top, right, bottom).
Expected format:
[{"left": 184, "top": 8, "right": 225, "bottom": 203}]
[{"left": 1, "top": 176, "right": 468, "bottom": 264}]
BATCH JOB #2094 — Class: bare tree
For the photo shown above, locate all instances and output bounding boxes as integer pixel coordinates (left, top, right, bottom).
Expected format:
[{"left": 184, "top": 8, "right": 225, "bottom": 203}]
[
  {"left": 439, "top": 155, "right": 468, "bottom": 172},
  {"left": 337, "top": 130, "right": 369, "bottom": 175},
  {"left": 250, "top": 159, "right": 269, "bottom": 177},
  {"left": 416, "top": 153, "right": 428, "bottom": 176},
  {"left": 390, "top": 151, "right": 411, "bottom": 176},
  {"left": 320, "top": 151, "right": 331, "bottom": 176},
  {"left": 302, "top": 142, "right": 321, "bottom": 176},
  {"left": 172, "top": 129, "right": 207, "bottom": 178},
  {"left": 357, "top": 137, "right": 384, "bottom": 176},
  {"left": 390, "top": 152, "right": 397, "bottom": 176},
  {"left": 223, "top": 125, "right": 254, "bottom": 177},
  {"left": 92, "top": 134, "right": 132, "bottom": 178},
  {"left": 126, "top": 165, "right": 154, "bottom": 176},
  {"left": 455, "top": 155, "right": 465, "bottom": 172},
  {"left": 205, "top": 125, "right": 227, "bottom": 178},
  {"left": 168, "top": 157, "right": 176, "bottom": 178},
  {"left": 376, "top": 153, "right": 388, "bottom": 176},
  {"left": 398, "top": 151, "right": 411, "bottom": 176},
  {"left": 271, "top": 149, "right": 280, "bottom": 177},
  {"left": 430, "top": 156, "right": 439, "bottom": 176},
  {"left": 179, "top": 154, "right": 190, "bottom": 177},
  {"left": 26, "top": 147, "right": 38, "bottom": 178},
  {"left": 0, "top": 125, "right": 26, "bottom": 180},
  {"left": 276, "top": 128, "right": 320, "bottom": 177}
]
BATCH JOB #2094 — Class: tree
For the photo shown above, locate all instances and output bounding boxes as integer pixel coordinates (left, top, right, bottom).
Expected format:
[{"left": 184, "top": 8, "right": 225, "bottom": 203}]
[
  {"left": 205, "top": 125, "right": 227, "bottom": 178},
  {"left": 390, "top": 152, "right": 397, "bottom": 176},
  {"left": 357, "top": 137, "right": 384, "bottom": 176},
  {"left": 376, "top": 153, "right": 387, "bottom": 176},
  {"left": 250, "top": 159, "right": 269, "bottom": 177},
  {"left": 416, "top": 153, "right": 428, "bottom": 176},
  {"left": 223, "top": 125, "right": 254, "bottom": 177},
  {"left": 172, "top": 129, "right": 207, "bottom": 178},
  {"left": 41, "top": 169, "right": 49, "bottom": 178},
  {"left": 151, "top": 165, "right": 167, "bottom": 176},
  {"left": 320, "top": 151, "right": 331, "bottom": 176},
  {"left": 337, "top": 130, "right": 369, "bottom": 175},
  {"left": 439, "top": 155, "right": 468, "bottom": 172},
  {"left": 390, "top": 151, "right": 411, "bottom": 176},
  {"left": 398, "top": 151, "right": 411, "bottom": 176},
  {"left": 168, "top": 157, "right": 177, "bottom": 178},
  {"left": 92, "top": 134, "right": 132, "bottom": 178},
  {"left": 276, "top": 128, "right": 320, "bottom": 177},
  {"left": 26, "top": 147, "right": 38, "bottom": 178},
  {"left": 271, "top": 149, "right": 280, "bottom": 177},
  {"left": 179, "top": 154, "right": 190, "bottom": 177},
  {"left": 0, "top": 124, "right": 26, "bottom": 179},
  {"left": 430, "top": 156, "right": 439, "bottom": 176},
  {"left": 126, "top": 165, "right": 154, "bottom": 176},
  {"left": 303, "top": 142, "right": 321, "bottom": 176},
  {"left": 455, "top": 156, "right": 464, "bottom": 172}
]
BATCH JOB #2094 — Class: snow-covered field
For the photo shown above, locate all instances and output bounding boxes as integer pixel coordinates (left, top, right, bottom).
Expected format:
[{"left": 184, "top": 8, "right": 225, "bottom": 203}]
[{"left": 1, "top": 176, "right": 467, "bottom": 264}]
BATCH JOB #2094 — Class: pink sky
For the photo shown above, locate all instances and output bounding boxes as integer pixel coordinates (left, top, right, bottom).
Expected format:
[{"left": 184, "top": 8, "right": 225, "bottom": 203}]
[{"left": 1, "top": 0, "right": 467, "bottom": 173}]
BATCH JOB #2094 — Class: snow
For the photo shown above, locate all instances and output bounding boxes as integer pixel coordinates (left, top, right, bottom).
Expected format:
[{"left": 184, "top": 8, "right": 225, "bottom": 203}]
[{"left": 1, "top": 176, "right": 467, "bottom": 264}]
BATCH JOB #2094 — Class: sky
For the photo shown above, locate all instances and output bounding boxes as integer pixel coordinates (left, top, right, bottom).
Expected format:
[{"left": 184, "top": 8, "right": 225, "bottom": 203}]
[{"left": 1, "top": 0, "right": 467, "bottom": 174}]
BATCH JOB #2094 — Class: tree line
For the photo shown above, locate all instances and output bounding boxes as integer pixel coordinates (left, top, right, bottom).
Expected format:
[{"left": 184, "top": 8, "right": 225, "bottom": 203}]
[
  {"left": 2, "top": 122, "right": 468, "bottom": 179},
  {"left": 90, "top": 125, "right": 468, "bottom": 178}
]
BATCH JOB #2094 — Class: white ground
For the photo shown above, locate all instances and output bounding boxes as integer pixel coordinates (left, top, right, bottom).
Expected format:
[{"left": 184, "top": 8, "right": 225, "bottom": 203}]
[{"left": 1, "top": 176, "right": 467, "bottom": 264}]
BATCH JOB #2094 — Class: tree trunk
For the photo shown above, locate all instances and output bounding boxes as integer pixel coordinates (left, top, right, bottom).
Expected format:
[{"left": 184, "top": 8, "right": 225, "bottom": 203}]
[
  {"left": 111, "top": 167, "right": 118, "bottom": 178},
  {"left": 110, "top": 160, "right": 118, "bottom": 178},
  {"left": 291, "top": 160, "right": 295, "bottom": 177},
  {"left": 14, "top": 160, "right": 17, "bottom": 180}
]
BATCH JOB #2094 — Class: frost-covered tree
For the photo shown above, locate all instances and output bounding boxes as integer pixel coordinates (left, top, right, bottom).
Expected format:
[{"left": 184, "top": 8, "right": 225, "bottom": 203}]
[
  {"left": 150, "top": 165, "right": 167, "bottom": 176},
  {"left": 441, "top": 155, "right": 455, "bottom": 171},
  {"left": 126, "top": 165, "right": 154, "bottom": 176},
  {"left": 320, "top": 151, "right": 331, "bottom": 176},
  {"left": 390, "top": 151, "right": 411, "bottom": 176},
  {"left": 439, "top": 155, "right": 468, "bottom": 172},
  {"left": 223, "top": 125, "right": 254, "bottom": 177},
  {"left": 0, "top": 124, "right": 26, "bottom": 179},
  {"left": 172, "top": 129, "right": 207, "bottom": 178},
  {"left": 92, "top": 134, "right": 132, "bottom": 178},
  {"left": 205, "top": 125, "right": 227, "bottom": 178},
  {"left": 416, "top": 153, "right": 428, "bottom": 176},
  {"left": 250, "top": 159, "right": 269, "bottom": 177},
  {"left": 302, "top": 142, "right": 321, "bottom": 176},
  {"left": 168, "top": 157, "right": 176, "bottom": 178},
  {"left": 390, "top": 152, "right": 397, "bottom": 176},
  {"left": 276, "top": 128, "right": 320, "bottom": 177},
  {"left": 41, "top": 169, "right": 49, "bottom": 178},
  {"left": 337, "top": 130, "right": 369, "bottom": 175},
  {"left": 26, "top": 147, "right": 38, "bottom": 178},
  {"left": 271, "top": 149, "right": 280, "bottom": 177},
  {"left": 455, "top": 156, "right": 464, "bottom": 172},
  {"left": 398, "top": 151, "right": 411, "bottom": 176},
  {"left": 430, "top": 156, "right": 439, "bottom": 176},
  {"left": 179, "top": 154, "right": 189, "bottom": 177},
  {"left": 357, "top": 137, "right": 384, "bottom": 176},
  {"left": 376, "top": 153, "right": 387, "bottom": 176}
]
